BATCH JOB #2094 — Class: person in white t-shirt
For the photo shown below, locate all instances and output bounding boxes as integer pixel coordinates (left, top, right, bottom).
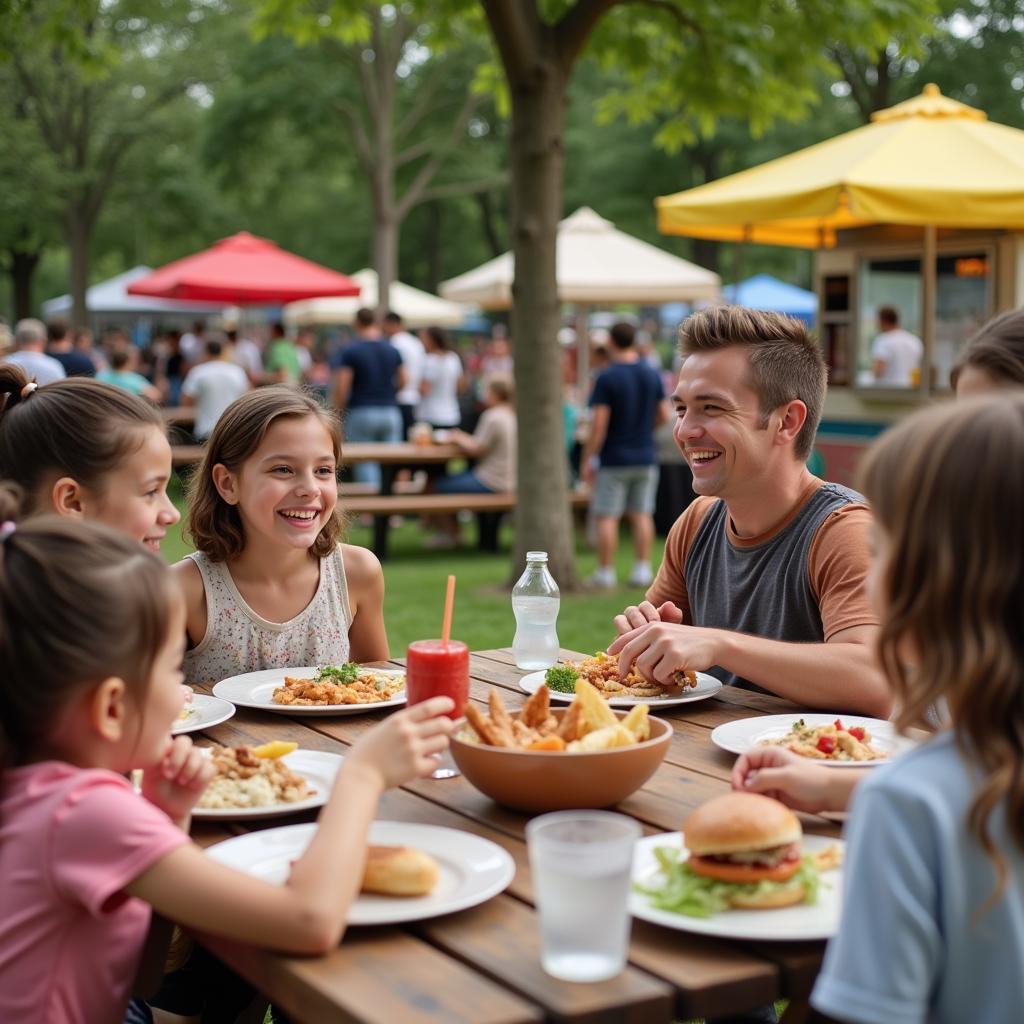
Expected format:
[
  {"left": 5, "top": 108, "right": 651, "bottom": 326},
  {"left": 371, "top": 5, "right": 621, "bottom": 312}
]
[
  {"left": 871, "top": 306, "right": 923, "bottom": 387},
  {"left": 383, "top": 312, "right": 425, "bottom": 439},
  {"left": 180, "top": 335, "right": 251, "bottom": 440},
  {"left": 416, "top": 326, "right": 464, "bottom": 429},
  {"left": 226, "top": 328, "right": 263, "bottom": 384}
]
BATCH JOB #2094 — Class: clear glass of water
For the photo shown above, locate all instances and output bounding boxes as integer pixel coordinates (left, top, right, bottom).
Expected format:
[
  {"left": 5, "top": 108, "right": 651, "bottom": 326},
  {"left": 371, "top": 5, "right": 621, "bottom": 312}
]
[{"left": 526, "top": 810, "right": 641, "bottom": 983}]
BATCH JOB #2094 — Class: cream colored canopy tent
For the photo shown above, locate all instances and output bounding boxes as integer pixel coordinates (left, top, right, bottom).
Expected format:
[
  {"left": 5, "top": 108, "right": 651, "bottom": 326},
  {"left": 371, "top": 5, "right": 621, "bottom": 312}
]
[
  {"left": 283, "top": 269, "right": 468, "bottom": 328},
  {"left": 440, "top": 207, "right": 720, "bottom": 395},
  {"left": 440, "top": 206, "right": 721, "bottom": 307}
]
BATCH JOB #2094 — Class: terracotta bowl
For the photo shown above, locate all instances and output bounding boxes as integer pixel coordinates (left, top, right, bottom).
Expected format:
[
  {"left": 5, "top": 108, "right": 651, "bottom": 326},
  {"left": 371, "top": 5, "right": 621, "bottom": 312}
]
[{"left": 450, "top": 708, "right": 672, "bottom": 813}]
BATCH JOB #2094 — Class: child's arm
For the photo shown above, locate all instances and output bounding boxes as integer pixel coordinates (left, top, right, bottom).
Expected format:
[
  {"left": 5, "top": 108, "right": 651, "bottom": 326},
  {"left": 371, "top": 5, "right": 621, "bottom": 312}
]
[
  {"left": 170, "top": 557, "right": 207, "bottom": 650},
  {"left": 342, "top": 544, "right": 390, "bottom": 663},
  {"left": 125, "top": 698, "right": 454, "bottom": 954},
  {"left": 732, "top": 747, "right": 864, "bottom": 813}
]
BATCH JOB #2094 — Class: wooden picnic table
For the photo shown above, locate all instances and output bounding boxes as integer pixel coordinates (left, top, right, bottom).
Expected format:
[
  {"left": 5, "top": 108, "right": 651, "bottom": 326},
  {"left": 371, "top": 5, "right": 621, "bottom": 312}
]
[{"left": 190, "top": 649, "right": 839, "bottom": 1024}]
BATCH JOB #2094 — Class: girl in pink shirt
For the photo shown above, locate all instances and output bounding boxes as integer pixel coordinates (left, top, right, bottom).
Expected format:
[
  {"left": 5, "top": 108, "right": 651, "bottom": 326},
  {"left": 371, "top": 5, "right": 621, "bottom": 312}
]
[{"left": 0, "top": 503, "right": 454, "bottom": 1024}]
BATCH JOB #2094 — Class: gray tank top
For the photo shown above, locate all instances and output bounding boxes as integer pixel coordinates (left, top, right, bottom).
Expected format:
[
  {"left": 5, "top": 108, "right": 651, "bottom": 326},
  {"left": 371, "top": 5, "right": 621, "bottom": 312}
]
[{"left": 685, "top": 482, "right": 866, "bottom": 692}]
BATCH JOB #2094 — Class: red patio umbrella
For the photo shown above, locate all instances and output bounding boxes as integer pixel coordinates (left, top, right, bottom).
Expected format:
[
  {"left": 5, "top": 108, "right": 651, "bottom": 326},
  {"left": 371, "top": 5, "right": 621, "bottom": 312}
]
[{"left": 127, "top": 232, "right": 361, "bottom": 305}]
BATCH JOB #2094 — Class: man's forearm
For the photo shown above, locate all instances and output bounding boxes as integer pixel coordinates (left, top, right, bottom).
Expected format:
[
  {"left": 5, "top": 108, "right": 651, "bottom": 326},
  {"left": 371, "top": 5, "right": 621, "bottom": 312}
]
[{"left": 716, "top": 631, "right": 891, "bottom": 717}]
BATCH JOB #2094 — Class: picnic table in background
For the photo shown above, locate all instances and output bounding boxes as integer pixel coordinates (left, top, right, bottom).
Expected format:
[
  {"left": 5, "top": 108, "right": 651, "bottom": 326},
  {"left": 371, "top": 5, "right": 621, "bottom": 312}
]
[{"left": 190, "top": 648, "right": 839, "bottom": 1024}]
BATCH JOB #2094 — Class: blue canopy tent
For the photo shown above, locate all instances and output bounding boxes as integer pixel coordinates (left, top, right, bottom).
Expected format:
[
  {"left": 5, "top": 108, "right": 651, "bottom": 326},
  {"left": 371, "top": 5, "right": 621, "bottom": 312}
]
[{"left": 722, "top": 273, "right": 816, "bottom": 325}]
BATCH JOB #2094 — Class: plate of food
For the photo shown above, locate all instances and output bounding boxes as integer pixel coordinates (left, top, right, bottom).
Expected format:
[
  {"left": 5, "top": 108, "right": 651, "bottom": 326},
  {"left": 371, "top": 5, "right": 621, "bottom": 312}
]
[
  {"left": 212, "top": 664, "right": 406, "bottom": 716},
  {"left": 204, "top": 820, "right": 516, "bottom": 925},
  {"left": 710, "top": 713, "right": 916, "bottom": 766},
  {"left": 172, "top": 693, "right": 236, "bottom": 735},
  {"left": 630, "top": 792, "right": 844, "bottom": 941},
  {"left": 193, "top": 743, "right": 342, "bottom": 820},
  {"left": 520, "top": 652, "right": 722, "bottom": 707}
]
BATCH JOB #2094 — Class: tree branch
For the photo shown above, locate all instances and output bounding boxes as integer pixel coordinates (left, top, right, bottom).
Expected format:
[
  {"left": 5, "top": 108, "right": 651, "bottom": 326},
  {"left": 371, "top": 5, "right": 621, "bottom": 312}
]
[
  {"left": 395, "top": 65, "right": 445, "bottom": 143},
  {"left": 480, "top": 0, "right": 542, "bottom": 83},
  {"left": 416, "top": 173, "right": 509, "bottom": 204},
  {"left": 395, "top": 89, "right": 481, "bottom": 221},
  {"left": 332, "top": 98, "right": 375, "bottom": 169},
  {"left": 554, "top": 0, "right": 619, "bottom": 71}
]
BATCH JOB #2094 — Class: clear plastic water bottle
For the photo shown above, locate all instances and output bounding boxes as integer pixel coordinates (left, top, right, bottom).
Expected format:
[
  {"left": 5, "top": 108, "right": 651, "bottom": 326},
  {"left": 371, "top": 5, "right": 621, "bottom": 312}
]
[{"left": 512, "top": 551, "right": 560, "bottom": 670}]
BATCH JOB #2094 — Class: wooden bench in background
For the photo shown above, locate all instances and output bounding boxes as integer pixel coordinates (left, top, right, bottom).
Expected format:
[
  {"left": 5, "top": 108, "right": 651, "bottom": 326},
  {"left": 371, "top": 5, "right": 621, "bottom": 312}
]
[{"left": 345, "top": 490, "right": 591, "bottom": 558}]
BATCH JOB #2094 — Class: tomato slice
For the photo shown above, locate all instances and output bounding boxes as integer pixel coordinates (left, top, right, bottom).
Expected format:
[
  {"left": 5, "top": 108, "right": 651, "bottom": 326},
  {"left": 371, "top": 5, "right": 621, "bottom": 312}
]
[
  {"left": 687, "top": 855, "right": 801, "bottom": 884},
  {"left": 817, "top": 734, "right": 837, "bottom": 754},
  {"left": 834, "top": 718, "right": 845, "bottom": 731},
  {"left": 849, "top": 726, "right": 866, "bottom": 741}
]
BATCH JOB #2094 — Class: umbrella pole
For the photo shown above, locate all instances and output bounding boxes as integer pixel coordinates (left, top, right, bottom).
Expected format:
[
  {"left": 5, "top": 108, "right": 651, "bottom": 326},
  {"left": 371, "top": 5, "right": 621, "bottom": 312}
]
[
  {"left": 575, "top": 303, "right": 590, "bottom": 410},
  {"left": 921, "top": 225, "right": 936, "bottom": 395}
]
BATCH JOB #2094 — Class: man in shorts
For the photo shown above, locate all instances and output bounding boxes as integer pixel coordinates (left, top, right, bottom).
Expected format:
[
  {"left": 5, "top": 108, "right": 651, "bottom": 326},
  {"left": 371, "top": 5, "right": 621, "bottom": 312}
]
[
  {"left": 581, "top": 321, "right": 670, "bottom": 589},
  {"left": 609, "top": 306, "right": 890, "bottom": 717}
]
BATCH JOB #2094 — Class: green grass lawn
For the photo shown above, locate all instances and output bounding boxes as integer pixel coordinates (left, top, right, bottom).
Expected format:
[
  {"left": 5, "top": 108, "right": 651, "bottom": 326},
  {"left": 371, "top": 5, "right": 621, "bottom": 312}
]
[{"left": 162, "top": 487, "right": 664, "bottom": 655}]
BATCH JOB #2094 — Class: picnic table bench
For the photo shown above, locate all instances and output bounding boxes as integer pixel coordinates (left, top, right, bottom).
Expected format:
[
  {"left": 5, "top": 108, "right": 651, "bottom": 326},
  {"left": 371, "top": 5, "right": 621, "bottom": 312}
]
[
  {"left": 172, "top": 443, "right": 590, "bottom": 557},
  {"left": 190, "top": 648, "right": 839, "bottom": 1024}
]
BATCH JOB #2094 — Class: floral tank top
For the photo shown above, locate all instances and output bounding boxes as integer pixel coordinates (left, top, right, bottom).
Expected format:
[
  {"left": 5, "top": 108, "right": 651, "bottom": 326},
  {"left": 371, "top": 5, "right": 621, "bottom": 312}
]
[{"left": 183, "top": 548, "right": 352, "bottom": 686}]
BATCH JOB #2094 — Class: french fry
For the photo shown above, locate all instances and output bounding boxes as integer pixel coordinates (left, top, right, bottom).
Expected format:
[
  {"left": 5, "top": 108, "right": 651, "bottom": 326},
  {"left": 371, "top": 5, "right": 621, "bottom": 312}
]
[
  {"left": 465, "top": 703, "right": 509, "bottom": 747},
  {"left": 555, "top": 700, "right": 583, "bottom": 742},
  {"left": 521, "top": 685, "right": 550, "bottom": 729},
  {"left": 488, "top": 689, "right": 518, "bottom": 746},
  {"left": 575, "top": 678, "right": 618, "bottom": 736},
  {"left": 512, "top": 719, "right": 542, "bottom": 746},
  {"left": 567, "top": 724, "right": 637, "bottom": 753},
  {"left": 620, "top": 704, "right": 650, "bottom": 742}
]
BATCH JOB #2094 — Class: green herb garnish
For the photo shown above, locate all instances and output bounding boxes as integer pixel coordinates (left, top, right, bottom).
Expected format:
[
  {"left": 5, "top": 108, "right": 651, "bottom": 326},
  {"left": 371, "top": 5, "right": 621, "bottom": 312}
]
[
  {"left": 315, "top": 663, "right": 360, "bottom": 684},
  {"left": 544, "top": 665, "right": 579, "bottom": 693}
]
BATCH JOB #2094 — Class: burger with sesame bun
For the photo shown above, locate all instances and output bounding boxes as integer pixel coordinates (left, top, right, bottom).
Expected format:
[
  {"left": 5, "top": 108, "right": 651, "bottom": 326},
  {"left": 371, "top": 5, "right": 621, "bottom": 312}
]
[
  {"left": 638, "top": 792, "right": 821, "bottom": 918},
  {"left": 683, "top": 792, "right": 811, "bottom": 909}
]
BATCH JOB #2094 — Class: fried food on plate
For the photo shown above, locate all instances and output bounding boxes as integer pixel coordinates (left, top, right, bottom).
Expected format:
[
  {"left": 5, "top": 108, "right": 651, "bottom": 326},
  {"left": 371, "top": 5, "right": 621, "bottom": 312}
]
[
  {"left": 461, "top": 681, "right": 650, "bottom": 753},
  {"left": 272, "top": 665, "right": 405, "bottom": 706},
  {"left": 545, "top": 651, "right": 698, "bottom": 700},
  {"left": 198, "top": 744, "right": 312, "bottom": 810}
]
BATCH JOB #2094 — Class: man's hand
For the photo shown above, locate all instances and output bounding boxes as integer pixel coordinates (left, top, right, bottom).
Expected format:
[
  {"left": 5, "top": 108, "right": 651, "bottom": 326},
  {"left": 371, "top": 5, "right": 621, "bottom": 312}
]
[
  {"left": 612, "top": 600, "right": 683, "bottom": 636},
  {"left": 607, "top": 620, "right": 722, "bottom": 686}
]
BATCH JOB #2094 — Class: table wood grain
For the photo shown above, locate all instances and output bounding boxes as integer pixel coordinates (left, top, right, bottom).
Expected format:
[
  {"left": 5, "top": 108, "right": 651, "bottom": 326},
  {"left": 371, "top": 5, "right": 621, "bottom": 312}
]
[{"left": 189, "top": 650, "right": 841, "bottom": 1023}]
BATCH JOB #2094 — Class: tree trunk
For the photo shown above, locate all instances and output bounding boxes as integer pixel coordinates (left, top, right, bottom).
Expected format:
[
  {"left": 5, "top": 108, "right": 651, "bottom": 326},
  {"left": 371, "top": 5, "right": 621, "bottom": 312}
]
[
  {"left": 507, "top": 61, "right": 578, "bottom": 588},
  {"left": 8, "top": 246, "right": 41, "bottom": 320},
  {"left": 426, "top": 201, "right": 444, "bottom": 293},
  {"left": 475, "top": 190, "right": 505, "bottom": 257},
  {"left": 66, "top": 208, "right": 91, "bottom": 327},
  {"left": 373, "top": 212, "right": 398, "bottom": 318},
  {"left": 693, "top": 237, "right": 720, "bottom": 277}
]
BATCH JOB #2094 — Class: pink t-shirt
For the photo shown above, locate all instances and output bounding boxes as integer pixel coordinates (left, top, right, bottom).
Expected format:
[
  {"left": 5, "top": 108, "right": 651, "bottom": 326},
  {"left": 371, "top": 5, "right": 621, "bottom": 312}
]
[{"left": 0, "top": 762, "right": 189, "bottom": 1024}]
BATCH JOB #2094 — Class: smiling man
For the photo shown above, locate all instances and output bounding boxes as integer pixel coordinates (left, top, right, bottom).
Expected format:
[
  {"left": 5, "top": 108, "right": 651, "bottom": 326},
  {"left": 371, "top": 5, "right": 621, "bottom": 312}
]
[{"left": 609, "top": 306, "right": 891, "bottom": 716}]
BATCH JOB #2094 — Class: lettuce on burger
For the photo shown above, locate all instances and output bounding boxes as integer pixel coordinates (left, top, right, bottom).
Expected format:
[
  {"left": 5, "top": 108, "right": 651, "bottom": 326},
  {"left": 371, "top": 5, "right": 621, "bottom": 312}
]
[{"left": 637, "top": 792, "right": 820, "bottom": 918}]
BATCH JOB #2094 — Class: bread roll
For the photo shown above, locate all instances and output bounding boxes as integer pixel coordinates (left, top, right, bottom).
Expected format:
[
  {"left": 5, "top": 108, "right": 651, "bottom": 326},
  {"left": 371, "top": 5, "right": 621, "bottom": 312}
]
[{"left": 361, "top": 845, "right": 439, "bottom": 897}]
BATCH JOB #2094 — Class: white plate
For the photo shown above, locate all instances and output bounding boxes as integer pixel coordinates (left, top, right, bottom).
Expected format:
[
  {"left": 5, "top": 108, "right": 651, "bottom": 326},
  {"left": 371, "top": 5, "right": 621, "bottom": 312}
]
[
  {"left": 205, "top": 820, "right": 515, "bottom": 925},
  {"left": 193, "top": 749, "right": 342, "bottom": 821},
  {"left": 630, "top": 832, "right": 843, "bottom": 941},
  {"left": 520, "top": 669, "right": 722, "bottom": 708},
  {"left": 172, "top": 693, "right": 236, "bottom": 735},
  {"left": 213, "top": 666, "right": 407, "bottom": 716},
  {"left": 710, "top": 713, "right": 916, "bottom": 767}
]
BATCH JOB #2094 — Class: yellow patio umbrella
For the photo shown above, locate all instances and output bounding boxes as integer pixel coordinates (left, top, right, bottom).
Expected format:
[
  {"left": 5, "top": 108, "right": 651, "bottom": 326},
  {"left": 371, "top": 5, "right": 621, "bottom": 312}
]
[
  {"left": 656, "top": 85, "right": 1024, "bottom": 388},
  {"left": 656, "top": 84, "right": 1024, "bottom": 247}
]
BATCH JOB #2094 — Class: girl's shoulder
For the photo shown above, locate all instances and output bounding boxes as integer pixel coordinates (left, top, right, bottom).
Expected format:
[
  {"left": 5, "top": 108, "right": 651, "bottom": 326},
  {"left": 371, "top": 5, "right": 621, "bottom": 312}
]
[
  {"left": 170, "top": 554, "right": 209, "bottom": 617},
  {"left": 338, "top": 543, "right": 384, "bottom": 591}
]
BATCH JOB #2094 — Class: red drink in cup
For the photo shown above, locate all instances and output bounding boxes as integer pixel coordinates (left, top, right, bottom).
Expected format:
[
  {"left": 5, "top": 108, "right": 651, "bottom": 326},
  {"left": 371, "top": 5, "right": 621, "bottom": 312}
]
[{"left": 406, "top": 640, "right": 469, "bottom": 719}]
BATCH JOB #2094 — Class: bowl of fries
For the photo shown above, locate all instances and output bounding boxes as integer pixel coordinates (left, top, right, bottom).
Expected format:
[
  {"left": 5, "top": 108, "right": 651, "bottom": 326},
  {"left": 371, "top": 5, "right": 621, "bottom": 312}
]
[{"left": 450, "top": 680, "right": 672, "bottom": 812}]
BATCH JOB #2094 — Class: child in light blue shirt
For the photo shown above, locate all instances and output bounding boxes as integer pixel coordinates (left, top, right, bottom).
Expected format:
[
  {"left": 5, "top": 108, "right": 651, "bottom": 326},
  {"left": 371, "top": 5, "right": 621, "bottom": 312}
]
[
  {"left": 812, "top": 395, "right": 1024, "bottom": 1024},
  {"left": 736, "top": 395, "right": 1024, "bottom": 1024}
]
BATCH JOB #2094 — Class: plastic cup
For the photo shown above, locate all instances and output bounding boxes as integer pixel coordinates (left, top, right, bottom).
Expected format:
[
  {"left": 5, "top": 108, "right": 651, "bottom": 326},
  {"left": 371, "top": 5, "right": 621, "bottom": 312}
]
[
  {"left": 526, "top": 810, "right": 640, "bottom": 982},
  {"left": 406, "top": 640, "right": 469, "bottom": 779}
]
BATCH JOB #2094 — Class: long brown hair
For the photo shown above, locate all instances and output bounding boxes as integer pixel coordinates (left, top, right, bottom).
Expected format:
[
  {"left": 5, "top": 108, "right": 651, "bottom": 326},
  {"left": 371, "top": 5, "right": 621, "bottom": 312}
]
[
  {"left": 0, "top": 487, "right": 176, "bottom": 775},
  {"left": 0, "top": 364, "right": 164, "bottom": 513},
  {"left": 950, "top": 308, "right": 1024, "bottom": 390},
  {"left": 858, "top": 395, "right": 1024, "bottom": 898},
  {"left": 186, "top": 386, "right": 343, "bottom": 562}
]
